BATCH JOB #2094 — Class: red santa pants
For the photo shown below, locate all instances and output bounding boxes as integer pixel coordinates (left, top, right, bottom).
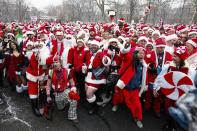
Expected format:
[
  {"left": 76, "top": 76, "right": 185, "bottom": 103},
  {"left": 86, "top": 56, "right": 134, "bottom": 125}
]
[
  {"left": 144, "top": 87, "right": 162, "bottom": 113},
  {"left": 113, "top": 89, "right": 142, "bottom": 121},
  {"left": 164, "top": 97, "right": 176, "bottom": 114},
  {"left": 28, "top": 81, "right": 39, "bottom": 99}
]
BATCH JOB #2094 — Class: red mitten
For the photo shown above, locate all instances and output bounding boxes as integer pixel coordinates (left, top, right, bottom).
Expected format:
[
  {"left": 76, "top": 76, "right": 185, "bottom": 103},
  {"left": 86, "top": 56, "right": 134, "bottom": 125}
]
[{"left": 68, "top": 91, "right": 80, "bottom": 101}]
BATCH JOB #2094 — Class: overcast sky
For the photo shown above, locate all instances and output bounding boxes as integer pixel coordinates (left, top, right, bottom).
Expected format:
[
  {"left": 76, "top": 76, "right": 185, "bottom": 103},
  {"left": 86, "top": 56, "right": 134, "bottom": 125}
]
[{"left": 27, "top": 0, "right": 63, "bottom": 10}]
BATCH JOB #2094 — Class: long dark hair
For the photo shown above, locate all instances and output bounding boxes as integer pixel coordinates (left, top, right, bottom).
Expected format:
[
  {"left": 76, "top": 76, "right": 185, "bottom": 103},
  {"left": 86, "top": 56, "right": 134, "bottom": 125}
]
[
  {"left": 132, "top": 50, "right": 140, "bottom": 68},
  {"left": 9, "top": 40, "right": 20, "bottom": 53}
]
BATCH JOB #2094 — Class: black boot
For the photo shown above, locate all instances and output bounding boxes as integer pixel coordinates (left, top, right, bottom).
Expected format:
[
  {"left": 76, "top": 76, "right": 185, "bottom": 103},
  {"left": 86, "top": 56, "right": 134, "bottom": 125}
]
[
  {"left": 88, "top": 102, "right": 98, "bottom": 115},
  {"left": 31, "top": 99, "right": 42, "bottom": 117}
]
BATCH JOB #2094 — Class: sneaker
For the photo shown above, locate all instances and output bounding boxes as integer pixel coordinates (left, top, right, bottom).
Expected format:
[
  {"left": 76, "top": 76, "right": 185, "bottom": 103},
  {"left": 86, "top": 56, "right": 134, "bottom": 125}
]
[
  {"left": 68, "top": 118, "right": 79, "bottom": 124},
  {"left": 135, "top": 120, "right": 143, "bottom": 128},
  {"left": 112, "top": 105, "right": 118, "bottom": 112}
]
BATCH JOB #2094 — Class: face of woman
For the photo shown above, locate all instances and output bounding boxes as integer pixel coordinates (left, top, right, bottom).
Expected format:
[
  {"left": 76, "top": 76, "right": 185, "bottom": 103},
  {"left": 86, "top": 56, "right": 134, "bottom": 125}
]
[
  {"left": 77, "top": 41, "right": 84, "bottom": 48},
  {"left": 137, "top": 50, "right": 145, "bottom": 60},
  {"left": 173, "top": 54, "right": 181, "bottom": 65},
  {"left": 10, "top": 42, "right": 17, "bottom": 50}
]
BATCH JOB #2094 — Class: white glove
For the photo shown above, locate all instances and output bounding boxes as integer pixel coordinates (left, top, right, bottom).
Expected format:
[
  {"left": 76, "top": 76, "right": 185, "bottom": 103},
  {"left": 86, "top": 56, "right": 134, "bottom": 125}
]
[
  {"left": 102, "top": 56, "right": 111, "bottom": 66},
  {"left": 47, "top": 96, "right": 52, "bottom": 103},
  {"left": 82, "top": 65, "right": 87, "bottom": 74}
]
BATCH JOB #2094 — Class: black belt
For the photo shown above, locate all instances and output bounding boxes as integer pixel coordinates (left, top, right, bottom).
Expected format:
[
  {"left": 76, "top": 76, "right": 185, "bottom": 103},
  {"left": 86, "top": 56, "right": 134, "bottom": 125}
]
[{"left": 88, "top": 69, "right": 92, "bottom": 72}]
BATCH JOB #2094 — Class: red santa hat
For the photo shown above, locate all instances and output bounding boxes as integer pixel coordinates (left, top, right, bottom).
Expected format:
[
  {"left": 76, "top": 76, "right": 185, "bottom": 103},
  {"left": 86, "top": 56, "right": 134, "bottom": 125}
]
[
  {"left": 176, "top": 25, "right": 189, "bottom": 34},
  {"left": 108, "top": 38, "right": 119, "bottom": 44},
  {"left": 137, "top": 36, "right": 148, "bottom": 43},
  {"left": 117, "top": 18, "right": 125, "bottom": 23},
  {"left": 186, "top": 38, "right": 197, "bottom": 48},
  {"left": 145, "top": 39, "right": 154, "bottom": 48},
  {"left": 89, "top": 40, "right": 101, "bottom": 47},
  {"left": 26, "top": 30, "right": 35, "bottom": 35},
  {"left": 188, "top": 29, "right": 197, "bottom": 36},
  {"left": 155, "top": 38, "right": 166, "bottom": 47},
  {"left": 165, "top": 34, "right": 178, "bottom": 42},
  {"left": 152, "top": 30, "right": 160, "bottom": 36},
  {"left": 174, "top": 46, "right": 189, "bottom": 60}
]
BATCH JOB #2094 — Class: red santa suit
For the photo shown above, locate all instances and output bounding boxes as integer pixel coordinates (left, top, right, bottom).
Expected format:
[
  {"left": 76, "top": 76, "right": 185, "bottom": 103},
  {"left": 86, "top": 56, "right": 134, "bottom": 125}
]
[
  {"left": 112, "top": 48, "right": 148, "bottom": 121},
  {"left": 144, "top": 50, "right": 172, "bottom": 113},
  {"left": 85, "top": 50, "right": 109, "bottom": 89},
  {"left": 46, "top": 39, "right": 64, "bottom": 65},
  {"left": 26, "top": 53, "right": 45, "bottom": 99}
]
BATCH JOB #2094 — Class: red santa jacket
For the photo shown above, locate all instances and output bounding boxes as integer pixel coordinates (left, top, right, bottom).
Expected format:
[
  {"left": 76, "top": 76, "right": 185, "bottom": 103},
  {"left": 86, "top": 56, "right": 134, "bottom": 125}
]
[
  {"left": 85, "top": 50, "right": 107, "bottom": 85},
  {"left": 146, "top": 50, "right": 172, "bottom": 83},
  {"left": 69, "top": 46, "right": 91, "bottom": 72},
  {"left": 51, "top": 68, "right": 68, "bottom": 92},
  {"left": 26, "top": 53, "right": 45, "bottom": 83},
  {"left": 116, "top": 51, "right": 148, "bottom": 96},
  {"left": 103, "top": 49, "right": 122, "bottom": 73}
]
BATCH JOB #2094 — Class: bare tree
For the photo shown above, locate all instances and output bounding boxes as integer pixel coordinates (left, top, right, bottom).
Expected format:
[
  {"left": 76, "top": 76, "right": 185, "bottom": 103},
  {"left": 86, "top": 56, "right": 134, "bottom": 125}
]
[{"left": 192, "top": 0, "right": 197, "bottom": 24}]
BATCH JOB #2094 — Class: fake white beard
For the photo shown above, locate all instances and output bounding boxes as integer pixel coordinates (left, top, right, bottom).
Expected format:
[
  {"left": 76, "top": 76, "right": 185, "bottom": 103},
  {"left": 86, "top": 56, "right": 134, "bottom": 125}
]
[{"left": 25, "top": 50, "right": 33, "bottom": 60}]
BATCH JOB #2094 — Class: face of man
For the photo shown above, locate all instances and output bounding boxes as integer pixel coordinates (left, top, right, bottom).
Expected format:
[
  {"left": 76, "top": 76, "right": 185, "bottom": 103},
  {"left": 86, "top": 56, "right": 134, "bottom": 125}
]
[
  {"left": 156, "top": 47, "right": 165, "bottom": 54},
  {"left": 56, "top": 35, "right": 64, "bottom": 41},
  {"left": 138, "top": 40, "right": 147, "bottom": 47}
]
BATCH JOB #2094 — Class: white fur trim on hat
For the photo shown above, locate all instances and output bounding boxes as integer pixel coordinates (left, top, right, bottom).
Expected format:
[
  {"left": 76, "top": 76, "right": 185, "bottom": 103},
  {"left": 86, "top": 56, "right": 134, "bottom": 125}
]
[
  {"left": 87, "top": 95, "right": 96, "bottom": 103},
  {"left": 26, "top": 41, "right": 34, "bottom": 46},
  {"left": 55, "top": 31, "right": 63, "bottom": 36},
  {"left": 108, "top": 38, "right": 119, "bottom": 44},
  {"left": 26, "top": 31, "right": 34, "bottom": 35},
  {"left": 165, "top": 34, "right": 178, "bottom": 42},
  {"left": 178, "top": 27, "right": 189, "bottom": 34},
  {"left": 187, "top": 40, "right": 197, "bottom": 48},
  {"left": 137, "top": 36, "right": 148, "bottom": 43},
  {"left": 89, "top": 40, "right": 101, "bottom": 47},
  {"left": 152, "top": 30, "right": 160, "bottom": 36},
  {"left": 188, "top": 31, "right": 197, "bottom": 36}
]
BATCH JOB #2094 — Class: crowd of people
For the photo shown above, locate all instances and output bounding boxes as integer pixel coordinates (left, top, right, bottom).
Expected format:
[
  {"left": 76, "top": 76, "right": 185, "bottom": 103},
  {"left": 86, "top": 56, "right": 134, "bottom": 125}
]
[{"left": 0, "top": 18, "right": 196, "bottom": 130}]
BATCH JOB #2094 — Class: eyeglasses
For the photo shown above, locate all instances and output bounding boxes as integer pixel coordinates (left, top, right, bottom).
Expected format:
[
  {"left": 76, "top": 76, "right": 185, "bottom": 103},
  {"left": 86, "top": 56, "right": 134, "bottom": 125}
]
[{"left": 66, "top": 37, "right": 72, "bottom": 40}]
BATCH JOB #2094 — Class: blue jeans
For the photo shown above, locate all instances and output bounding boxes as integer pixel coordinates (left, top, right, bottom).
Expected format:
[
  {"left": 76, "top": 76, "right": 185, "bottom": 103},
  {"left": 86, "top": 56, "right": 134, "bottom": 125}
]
[{"left": 168, "top": 107, "right": 188, "bottom": 131}]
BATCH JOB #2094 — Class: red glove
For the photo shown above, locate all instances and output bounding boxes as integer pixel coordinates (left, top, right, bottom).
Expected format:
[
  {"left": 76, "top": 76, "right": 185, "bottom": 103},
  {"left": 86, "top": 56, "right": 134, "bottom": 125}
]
[{"left": 68, "top": 91, "right": 80, "bottom": 101}]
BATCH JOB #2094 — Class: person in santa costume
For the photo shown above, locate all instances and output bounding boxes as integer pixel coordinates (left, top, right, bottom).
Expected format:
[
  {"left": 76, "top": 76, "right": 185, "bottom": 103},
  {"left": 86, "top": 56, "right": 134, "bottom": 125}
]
[
  {"left": 68, "top": 39, "right": 90, "bottom": 98},
  {"left": 97, "top": 38, "right": 122, "bottom": 106},
  {"left": 185, "top": 38, "right": 197, "bottom": 69},
  {"left": 164, "top": 34, "right": 178, "bottom": 55},
  {"left": 83, "top": 40, "right": 110, "bottom": 115},
  {"left": 7, "top": 41, "right": 27, "bottom": 93},
  {"left": 144, "top": 38, "right": 172, "bottom": 118},
  {"left": 45, "top": 59, "right": 80, "bottom": 123},
  {"left": 26, "top": 41, "right": 49, "bottom": 117},
  {"left": 112, "top": 42, "right": 148, "bottom": 128},
  {"left": 153, "top": 46, "right": 196, "bottom": 130},
  {"left": 45, "top": 30, "right": 65, "bottom": 65}
]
